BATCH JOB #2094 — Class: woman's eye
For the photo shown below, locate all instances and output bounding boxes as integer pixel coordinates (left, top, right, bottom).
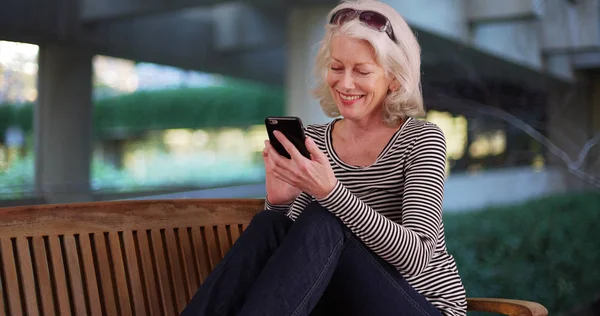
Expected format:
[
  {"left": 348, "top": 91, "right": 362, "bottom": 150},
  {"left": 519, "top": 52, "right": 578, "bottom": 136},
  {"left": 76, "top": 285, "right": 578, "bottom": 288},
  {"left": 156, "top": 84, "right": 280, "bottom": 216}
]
[
  {"left": 330, "top": 67, "right": 342, "bottom": 71},
  {"left": 357, "top": 71, "right": 371, "bottom": 75}
]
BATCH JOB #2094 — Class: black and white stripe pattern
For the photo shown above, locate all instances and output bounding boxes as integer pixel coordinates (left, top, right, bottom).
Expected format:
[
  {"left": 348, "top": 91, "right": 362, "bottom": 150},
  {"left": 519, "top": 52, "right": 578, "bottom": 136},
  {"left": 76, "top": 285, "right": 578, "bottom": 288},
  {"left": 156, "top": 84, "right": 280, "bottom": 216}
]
[{"left": 266, "top": 117, "right": 467, "bottom": 316}]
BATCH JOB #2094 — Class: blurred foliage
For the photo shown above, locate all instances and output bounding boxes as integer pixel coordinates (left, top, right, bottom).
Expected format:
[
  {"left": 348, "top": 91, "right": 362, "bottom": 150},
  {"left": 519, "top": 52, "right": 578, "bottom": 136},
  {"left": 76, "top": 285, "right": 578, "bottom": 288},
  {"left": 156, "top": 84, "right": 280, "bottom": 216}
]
[
  {"left": 0, "top": 83, "right": 284, "bottom": 141},
  {"left": 445, "top": 191, "right": 600, "bottom": 316},
  {"left": 0, "top": 149, "right": 266, "bottom": 198},
  {"left": 0, "top": 152, "right": 34, "bottom": 199}
]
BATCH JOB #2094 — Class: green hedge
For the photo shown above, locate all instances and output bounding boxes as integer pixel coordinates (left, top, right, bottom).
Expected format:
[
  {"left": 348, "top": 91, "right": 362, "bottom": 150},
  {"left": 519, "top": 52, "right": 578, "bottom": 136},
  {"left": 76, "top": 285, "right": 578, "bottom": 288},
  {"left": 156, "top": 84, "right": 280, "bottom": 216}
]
[
  {"left": 445, "top": 191, "right": 600, "bottom": 315},
  {"left": 0, "top": 84, "right": 285, "bottom": 140}
]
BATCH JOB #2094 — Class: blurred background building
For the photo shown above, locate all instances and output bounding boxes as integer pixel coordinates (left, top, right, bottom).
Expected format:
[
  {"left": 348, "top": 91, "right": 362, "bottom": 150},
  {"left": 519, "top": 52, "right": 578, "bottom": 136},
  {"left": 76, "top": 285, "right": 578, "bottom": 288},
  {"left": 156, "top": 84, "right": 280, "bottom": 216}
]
[{"left": 1, "top": 0, "right": 598, "bottom": 209}]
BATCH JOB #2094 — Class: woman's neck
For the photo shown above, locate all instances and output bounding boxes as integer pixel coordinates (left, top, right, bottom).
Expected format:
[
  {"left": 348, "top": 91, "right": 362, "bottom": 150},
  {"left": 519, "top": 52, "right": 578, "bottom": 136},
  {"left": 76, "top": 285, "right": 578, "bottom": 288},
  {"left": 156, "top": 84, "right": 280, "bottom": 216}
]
[{"left": 336, "top": 115, "right": 402, "bottom": 144}]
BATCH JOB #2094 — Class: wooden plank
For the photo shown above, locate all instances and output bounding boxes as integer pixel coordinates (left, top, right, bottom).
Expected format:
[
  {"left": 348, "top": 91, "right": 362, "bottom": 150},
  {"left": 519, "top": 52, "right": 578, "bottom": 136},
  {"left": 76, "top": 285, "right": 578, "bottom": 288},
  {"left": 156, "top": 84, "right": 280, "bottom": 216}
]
[
  {"left": 0, "top": 261, "right": 6, "bottom": 316},
  {"left": 0, "top": 238, "right": 23, "bottom": 316},
  {"left": 62, "top": 235, "right": 87, "bottom": 315},
  {"left": 150, "top": 229, "right": 176, "bottom": 316},
  {"left": 121, "top": 230, "right": 148, "bottom": 316},
  {"left": 164, "top": 229, "right": 187, "bottom": 312},
  {"left": 47, "top": 236, "right": 72, "bottom": 316},
  {"left": 216, "top": 226, "right": 231, "bottom": 258},
  {"left": 177, "top": 227, "right": 200, "bottom": 299},
  {"left": 229, "top": 224, "right": 241, "bottom": 245},
  {"left": 31, "top": 237, "right": 55, "bottom": 315},
  {"left": 202, "top": 226, "right": 221, "bottom": 271},
  {"left": 15, "top": 238, "right": 39, "bottom": 316},
  {"left": 0, "top": 199, "right": 263, "bottom": 238},
  {"left": 93, "top": 233, "right": 118, "bottom": 316},
  {"left": 190, "top": 227, "right": 211, "bottom": 284},
  {"left": 108, "top": 232, "right": 132, "bottom": 316},
  {"left": 78, "top": 233, "right": 103, "bottom": 315},
  {"left": 136, "top": 231, "right": 161, "bottom": 316}
]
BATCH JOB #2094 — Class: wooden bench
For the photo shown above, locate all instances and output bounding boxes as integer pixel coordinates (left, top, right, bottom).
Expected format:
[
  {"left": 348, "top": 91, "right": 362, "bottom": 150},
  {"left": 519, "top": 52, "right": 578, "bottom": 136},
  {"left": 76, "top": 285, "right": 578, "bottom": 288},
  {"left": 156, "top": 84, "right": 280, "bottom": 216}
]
[{"left": 0, "top": 199, "right": 548, "bottom": 316}]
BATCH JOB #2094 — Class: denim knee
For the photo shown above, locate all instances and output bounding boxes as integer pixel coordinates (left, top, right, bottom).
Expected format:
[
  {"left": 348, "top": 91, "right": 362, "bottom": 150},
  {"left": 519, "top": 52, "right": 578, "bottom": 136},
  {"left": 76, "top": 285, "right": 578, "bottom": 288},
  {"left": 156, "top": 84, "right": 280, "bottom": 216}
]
[
  {"left": 295, "top": 201, "right": 345, "bottom": 234},
  {"left": 249, "top": 210, "right": 292, "bottom": 229}
]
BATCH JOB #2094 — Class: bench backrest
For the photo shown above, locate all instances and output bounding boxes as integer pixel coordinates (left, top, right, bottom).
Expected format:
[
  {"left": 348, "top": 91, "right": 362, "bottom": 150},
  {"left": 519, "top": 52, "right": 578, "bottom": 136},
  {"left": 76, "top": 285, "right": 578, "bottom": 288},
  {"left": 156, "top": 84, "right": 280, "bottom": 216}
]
[{"left": 0, "top": 199, "right": 264, "bottom": 316}]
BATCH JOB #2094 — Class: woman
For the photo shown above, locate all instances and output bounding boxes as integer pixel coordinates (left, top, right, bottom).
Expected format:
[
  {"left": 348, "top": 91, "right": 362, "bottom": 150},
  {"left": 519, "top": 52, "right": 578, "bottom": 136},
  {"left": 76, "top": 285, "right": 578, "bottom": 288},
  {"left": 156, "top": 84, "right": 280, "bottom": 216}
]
[{"left": 181, "top": 0, "right": 467, "bottom": 315}]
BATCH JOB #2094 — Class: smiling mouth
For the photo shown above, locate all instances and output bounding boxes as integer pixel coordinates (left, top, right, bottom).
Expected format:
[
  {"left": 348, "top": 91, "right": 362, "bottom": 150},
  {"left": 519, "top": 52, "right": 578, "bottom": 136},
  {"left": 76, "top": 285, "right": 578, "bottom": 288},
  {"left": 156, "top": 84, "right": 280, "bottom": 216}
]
[{"left": 338, "top": 91, "right": 364, "bottom": 102}]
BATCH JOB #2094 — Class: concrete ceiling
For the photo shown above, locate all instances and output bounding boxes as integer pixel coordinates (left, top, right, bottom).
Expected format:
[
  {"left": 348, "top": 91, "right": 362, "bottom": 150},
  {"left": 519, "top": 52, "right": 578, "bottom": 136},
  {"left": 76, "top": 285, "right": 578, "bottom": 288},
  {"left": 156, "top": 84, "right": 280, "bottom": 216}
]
[{"left": 0, "top": 0, "right": 571, "bottom": 90}]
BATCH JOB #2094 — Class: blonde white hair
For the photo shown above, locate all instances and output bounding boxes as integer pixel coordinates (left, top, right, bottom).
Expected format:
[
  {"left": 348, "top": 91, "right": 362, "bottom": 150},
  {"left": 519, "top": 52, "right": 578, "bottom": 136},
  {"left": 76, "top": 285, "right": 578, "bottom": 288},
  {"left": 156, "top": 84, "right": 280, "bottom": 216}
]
[{"left": 312, "top": 0, "right": 425, "bottom": 126}]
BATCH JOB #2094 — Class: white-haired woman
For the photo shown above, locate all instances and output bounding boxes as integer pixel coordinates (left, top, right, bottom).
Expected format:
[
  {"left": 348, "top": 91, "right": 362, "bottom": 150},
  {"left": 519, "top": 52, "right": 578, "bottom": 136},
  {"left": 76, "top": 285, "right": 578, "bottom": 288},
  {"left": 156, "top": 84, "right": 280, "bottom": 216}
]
[{"left": 182, "top": 0, "right": 467, "bottom": 315}]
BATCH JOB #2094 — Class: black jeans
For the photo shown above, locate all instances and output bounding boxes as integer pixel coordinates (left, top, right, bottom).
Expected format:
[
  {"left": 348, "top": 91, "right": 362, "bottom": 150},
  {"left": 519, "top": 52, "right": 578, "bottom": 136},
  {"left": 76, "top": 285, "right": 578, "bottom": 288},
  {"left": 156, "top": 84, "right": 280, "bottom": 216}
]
[{"left": 181, "top": 202, "right": 442, "bottom": 316}]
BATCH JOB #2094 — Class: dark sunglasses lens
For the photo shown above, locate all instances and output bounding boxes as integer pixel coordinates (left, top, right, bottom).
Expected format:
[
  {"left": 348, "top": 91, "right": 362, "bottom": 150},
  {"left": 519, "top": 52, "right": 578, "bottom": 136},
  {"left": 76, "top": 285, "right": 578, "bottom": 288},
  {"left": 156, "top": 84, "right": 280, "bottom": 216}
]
[
  {"left": 331, "top": 8, "right": 356, "bottom": 24},
  {"left": 359, "top": 11, "right": 387, "bottom": 31}
]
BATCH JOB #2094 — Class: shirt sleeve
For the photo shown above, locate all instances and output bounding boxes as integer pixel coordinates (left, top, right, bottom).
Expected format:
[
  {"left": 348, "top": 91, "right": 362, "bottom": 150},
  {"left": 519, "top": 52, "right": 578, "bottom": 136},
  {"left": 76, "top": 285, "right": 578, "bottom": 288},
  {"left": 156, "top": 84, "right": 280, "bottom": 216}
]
[
  {"left": 264, "top": 196, "right": 292, "bottom": 214},
  {"left": 316, "top": 123, "right": 446, "bottom": 276}
]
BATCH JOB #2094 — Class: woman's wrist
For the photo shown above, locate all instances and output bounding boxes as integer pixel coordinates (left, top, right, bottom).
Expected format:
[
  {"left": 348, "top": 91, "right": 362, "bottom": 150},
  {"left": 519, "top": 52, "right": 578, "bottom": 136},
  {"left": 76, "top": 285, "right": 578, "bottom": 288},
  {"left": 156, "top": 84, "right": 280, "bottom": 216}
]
[
  {"left": 266, "top": 195, "right": 294, "bottom": 206},
  {"left": 314, "top": 179, "right": 339, "bottom": 200}
]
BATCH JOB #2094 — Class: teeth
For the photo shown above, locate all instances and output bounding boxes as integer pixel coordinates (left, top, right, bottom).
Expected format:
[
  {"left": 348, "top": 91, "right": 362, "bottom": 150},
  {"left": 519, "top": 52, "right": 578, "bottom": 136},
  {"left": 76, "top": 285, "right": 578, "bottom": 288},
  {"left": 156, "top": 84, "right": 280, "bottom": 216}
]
[{"left": 340, "top": 93, "right": 361, "bottom": 101}]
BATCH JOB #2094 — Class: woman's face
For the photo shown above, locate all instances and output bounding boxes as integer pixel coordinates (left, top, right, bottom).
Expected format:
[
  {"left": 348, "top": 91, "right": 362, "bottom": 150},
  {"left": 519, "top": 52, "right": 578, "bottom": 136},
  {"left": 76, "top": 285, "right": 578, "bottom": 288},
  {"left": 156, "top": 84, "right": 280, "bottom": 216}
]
[{"left": 326, "top": 34, "right": 394, "bottom": 123}]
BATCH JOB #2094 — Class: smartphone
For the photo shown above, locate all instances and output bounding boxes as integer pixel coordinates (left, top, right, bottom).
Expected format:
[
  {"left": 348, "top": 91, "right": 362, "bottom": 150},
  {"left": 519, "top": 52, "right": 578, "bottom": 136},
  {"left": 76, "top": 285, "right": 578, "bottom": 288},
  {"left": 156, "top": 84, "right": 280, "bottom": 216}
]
[{"left": 265, "top": 116, "right": 311, "bottom": 159}]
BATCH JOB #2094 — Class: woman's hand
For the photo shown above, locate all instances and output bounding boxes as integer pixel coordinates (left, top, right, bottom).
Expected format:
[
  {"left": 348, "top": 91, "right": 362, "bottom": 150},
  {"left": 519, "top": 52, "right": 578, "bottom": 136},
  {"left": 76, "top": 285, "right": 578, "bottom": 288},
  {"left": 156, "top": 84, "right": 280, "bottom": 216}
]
[
  {"left": 263, "top": 142, "right": 302, "bottom": 205},
  {"left": 264, "top": 131, "right": 337, "bottom": 200}
]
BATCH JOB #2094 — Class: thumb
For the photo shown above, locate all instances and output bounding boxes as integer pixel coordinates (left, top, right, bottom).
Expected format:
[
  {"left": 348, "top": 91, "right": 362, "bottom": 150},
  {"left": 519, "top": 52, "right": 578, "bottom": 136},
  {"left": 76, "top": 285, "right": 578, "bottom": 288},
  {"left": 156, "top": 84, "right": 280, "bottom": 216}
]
[{"left": 306, "top": 137, "right": 327, "bottom": 163}]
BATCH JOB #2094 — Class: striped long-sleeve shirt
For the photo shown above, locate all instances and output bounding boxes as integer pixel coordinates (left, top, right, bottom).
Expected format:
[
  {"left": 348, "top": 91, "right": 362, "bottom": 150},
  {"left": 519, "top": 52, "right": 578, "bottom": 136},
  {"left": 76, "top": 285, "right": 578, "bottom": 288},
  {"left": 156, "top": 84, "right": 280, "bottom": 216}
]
[{"left": 266, "top": 117, "right": 467, "bottom": 316}]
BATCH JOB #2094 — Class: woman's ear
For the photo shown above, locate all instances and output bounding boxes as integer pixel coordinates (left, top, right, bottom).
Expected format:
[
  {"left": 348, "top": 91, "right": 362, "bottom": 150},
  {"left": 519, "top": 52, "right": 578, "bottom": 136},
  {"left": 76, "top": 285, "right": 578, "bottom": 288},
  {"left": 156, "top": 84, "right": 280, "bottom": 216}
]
[{"left": 389, "top": 77, "right": 400, "bottom": 92}]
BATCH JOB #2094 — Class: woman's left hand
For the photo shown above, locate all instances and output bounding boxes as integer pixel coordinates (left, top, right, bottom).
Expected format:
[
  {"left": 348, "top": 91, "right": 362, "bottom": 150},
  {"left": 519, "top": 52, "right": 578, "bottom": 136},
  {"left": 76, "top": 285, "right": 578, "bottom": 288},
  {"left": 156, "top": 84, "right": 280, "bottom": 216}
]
[{"left": 265, "top": 130, "right": 338, "bottom": 199}]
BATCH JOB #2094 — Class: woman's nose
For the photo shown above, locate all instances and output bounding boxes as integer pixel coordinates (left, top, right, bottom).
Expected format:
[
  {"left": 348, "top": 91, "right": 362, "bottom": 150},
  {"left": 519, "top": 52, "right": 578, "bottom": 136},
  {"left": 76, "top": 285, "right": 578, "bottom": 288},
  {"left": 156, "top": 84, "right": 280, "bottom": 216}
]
[{"left": 339, "top": 71, "right": 355, "bottom": 90}]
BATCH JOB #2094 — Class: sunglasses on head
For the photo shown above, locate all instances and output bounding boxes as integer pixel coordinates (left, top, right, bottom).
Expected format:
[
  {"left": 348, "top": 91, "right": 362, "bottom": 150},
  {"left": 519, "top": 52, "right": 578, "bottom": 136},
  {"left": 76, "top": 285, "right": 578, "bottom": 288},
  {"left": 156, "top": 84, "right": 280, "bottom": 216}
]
[{"left": 329, "top": 8, "right": 397, "bottom": 43}]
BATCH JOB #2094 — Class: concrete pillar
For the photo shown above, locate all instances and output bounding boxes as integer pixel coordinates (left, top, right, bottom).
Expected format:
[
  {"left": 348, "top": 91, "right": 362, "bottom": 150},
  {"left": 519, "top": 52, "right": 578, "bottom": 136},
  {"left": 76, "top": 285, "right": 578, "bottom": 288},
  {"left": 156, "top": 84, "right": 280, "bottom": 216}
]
[
  {"left": 589, "top": 74, "right": 600, "bottom": 175},
  {"left": 286, "top": 6, "right": 332, "bottom": 125},
  {"left": 545, "top": 75, "right": 596, "bottom": 190},
  {"left": 36, "top": 44, "right": 94, "bottom": 204}
]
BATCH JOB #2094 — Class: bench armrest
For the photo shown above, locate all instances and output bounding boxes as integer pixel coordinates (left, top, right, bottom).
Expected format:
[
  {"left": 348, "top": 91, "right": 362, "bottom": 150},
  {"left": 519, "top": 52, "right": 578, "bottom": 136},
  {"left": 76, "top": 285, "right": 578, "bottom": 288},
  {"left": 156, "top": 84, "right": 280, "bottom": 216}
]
[{"left": 467, "top": 298, "right": 548, "bottom": 316}]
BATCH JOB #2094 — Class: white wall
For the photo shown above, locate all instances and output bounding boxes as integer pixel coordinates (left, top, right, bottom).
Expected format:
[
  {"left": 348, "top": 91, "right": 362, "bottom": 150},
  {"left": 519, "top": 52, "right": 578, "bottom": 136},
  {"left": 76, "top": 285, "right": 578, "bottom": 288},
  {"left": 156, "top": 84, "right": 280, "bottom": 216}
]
[{"left": 443, "top": 167, "right": 569, "bottom": 212}]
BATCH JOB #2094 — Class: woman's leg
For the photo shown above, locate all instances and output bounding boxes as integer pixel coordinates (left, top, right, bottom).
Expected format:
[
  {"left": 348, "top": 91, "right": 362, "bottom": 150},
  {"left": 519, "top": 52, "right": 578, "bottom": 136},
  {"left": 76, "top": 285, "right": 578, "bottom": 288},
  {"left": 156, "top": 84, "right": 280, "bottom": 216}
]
[
  {"left": 319, "top": 233, "right": 443, "bottom": 316},
  {"left": 238, "top": 201, "right": 346, "bottom": 316},
  {"left": 181, "top": 210, "right": 293, "bottom": 316}
]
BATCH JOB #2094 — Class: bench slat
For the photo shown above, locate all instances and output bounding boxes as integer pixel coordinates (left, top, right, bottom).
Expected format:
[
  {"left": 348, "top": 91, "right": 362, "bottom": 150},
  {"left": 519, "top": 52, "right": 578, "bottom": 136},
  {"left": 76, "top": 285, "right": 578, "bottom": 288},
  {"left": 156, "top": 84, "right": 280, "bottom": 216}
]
[
  {"left": 122, "top": 230, "right": 148, "bottom": 316},
  {"left": 108, "top": 231, "right": 133, "bottom": 316},
  {"left": 15, "top": 237, "right": 40, "bottom": 316},
  {"left": 63, "top": 235, "right": 88, "bottom": 315},
  {"left": 165, "top": 228, "right": 188, "bottom": 313},
  {"left": 93, "top": 233, "right": 119, "bottom": 316},
  {"left": 178, "top": 227, "right": 200, "bottom": 299},
  {"left": 0, "top": 199, "right": 263, "bottom": 238},
  {"left": 78, "top": 233, "right": 103, "bottom": 316},
  {"left": 1, "top": 238, "right": 24, "bottom": 316},
  {"left": 0, "top": 267, "right": 6, "bottom": 316},
  {"left": 31, "top": 237, "right": 56, "bottom": 315},
  {"left": 230, "top": 224, "right": 242, "bottom": 246},
  {"left": 136, "top": 230, "right": 162, "bottom": 316},
  {"left": 203, "top": 226, "right": 222, "bottom": 271},
  {"left": 48, "top": 236, "right": 73, "bottom": 315},
  {"left": 217, "top": 225, "right": 232, "bottom": 258},
  {"left": 190, "top": 227, "right": 211, "bottom": 284},
  {"left": 150, "top": 229, "right": 177, "bottom": 315}
]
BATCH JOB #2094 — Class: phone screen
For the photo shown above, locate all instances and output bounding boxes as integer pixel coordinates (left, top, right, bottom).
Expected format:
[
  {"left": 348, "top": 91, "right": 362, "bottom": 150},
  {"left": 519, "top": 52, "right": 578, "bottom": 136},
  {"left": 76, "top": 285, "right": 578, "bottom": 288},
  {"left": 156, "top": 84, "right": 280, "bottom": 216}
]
[{"left": 265, "top": 116, "right": 311, "bottom": 159}]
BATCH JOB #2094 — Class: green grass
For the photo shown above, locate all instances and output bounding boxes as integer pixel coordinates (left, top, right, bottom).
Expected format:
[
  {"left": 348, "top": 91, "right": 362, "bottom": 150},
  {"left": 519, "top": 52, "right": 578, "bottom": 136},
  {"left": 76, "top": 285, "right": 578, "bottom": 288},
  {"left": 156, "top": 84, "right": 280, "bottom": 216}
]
[{"left": 444, "top": 191, "right": 600, "bottom": 315}]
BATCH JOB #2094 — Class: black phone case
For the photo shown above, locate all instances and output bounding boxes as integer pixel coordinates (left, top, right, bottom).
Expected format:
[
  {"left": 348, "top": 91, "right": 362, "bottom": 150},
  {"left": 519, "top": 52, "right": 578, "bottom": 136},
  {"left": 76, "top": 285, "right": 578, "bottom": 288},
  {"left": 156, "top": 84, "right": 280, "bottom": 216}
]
[{"left": 265, "top": 116, "right": 311, "bottom": 159}]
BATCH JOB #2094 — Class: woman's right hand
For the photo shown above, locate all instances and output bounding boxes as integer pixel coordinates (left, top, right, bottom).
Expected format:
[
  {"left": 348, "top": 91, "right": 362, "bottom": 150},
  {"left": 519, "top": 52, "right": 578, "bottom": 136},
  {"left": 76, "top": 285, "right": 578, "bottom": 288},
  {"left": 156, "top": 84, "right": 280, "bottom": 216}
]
[{"left": 263, "top": 140, "right": 301, "bottom": 205}]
